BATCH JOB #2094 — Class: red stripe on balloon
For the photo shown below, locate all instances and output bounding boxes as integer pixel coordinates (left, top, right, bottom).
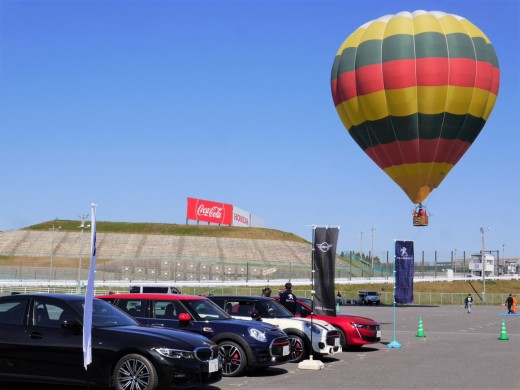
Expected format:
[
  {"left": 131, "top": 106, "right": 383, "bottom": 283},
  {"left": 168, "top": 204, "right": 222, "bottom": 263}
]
[
  {"left": 332, "top": 58, "right": 499, "bottom": 105},
  {"left": 365, "top": 139, "right": 472, "bottom": 169}
]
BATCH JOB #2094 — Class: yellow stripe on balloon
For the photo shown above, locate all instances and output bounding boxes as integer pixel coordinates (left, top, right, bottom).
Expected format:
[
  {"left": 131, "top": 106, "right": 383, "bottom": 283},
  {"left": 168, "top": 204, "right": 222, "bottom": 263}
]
[
  {"left": 458, "top": 19, "right": 492, "bottom": 43},
  {"left": 412, "top": 13, "right": 444, "bottom": 34},
  {"left": 383, "top": 15, "right": 413, "bottom": 38},
  {"left": 335, "top": 27, "right": 365, "bottom": 55},
  {"left": 417, "top": 86, "right": 448, "bottom": 114},
  {"left": 341, "top": 86, "right": 498, "bottom": 126},
  {"left": 357, "top": 19, "right": 387, "bottom": 43},
  {"left": 482, "top": 93, "right": 498, "bottom": 120},
  {"left": 384, "top": 162, "right": 455, "bottom": 203}
]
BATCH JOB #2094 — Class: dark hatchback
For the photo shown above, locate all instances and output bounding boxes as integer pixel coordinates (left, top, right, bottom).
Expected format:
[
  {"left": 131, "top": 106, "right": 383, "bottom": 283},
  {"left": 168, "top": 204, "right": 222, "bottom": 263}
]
[
  {"left": 0, "top": 293, "right": 221, "bottom": 389},
  {"left": 97, "top": 293, "right": 290, "bottom": 377}
]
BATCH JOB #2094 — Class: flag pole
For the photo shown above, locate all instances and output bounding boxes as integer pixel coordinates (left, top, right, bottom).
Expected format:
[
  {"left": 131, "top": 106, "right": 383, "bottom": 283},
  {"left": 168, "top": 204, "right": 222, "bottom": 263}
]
[
  {"left": 83, "top": 203, "right": 98, "bottom": 368},
  {"left": 298, "top": 224, "right": 324, "bottom": 370},
  {"left": 388, "top": 239, "right": 402, "bottom": 349}
]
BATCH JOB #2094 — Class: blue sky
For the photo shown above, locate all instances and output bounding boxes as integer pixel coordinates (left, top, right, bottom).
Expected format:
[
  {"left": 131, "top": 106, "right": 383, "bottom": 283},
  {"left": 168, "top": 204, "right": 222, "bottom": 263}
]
[{"left": 1, "top": 0, "right": 519, "bottom": 258}]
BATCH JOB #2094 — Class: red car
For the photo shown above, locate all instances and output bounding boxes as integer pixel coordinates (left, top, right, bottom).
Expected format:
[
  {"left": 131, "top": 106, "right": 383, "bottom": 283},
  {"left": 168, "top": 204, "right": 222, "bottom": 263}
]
[{"left": 274, "top": 296, "right": 381, "bottom": 349}]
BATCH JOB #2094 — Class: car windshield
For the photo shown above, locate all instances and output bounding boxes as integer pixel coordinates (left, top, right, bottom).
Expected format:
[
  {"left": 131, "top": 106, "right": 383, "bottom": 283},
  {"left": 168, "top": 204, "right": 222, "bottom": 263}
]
[
  {"left": 366, "top": 292, "right": 378, "bottom": 296},
  {"left": 182, "top": 299, "right": 230, "bottom": 321},
  {"left": 256, "top": 300, "right": 293, "bottom": 318},
  {"left": 70, "top": 298, "right": 138, "bottom": 328}
]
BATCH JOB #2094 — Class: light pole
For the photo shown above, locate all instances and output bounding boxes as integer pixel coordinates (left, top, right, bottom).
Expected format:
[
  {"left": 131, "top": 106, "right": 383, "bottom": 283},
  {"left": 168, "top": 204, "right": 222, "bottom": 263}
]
[
  {"left": 502, "top": 244, "right": 505, "bottom": 275},
  {"left": 359, "top": 231, "right": 363, "bottom": 262},
  {"left": 77, "top": 214, "right": 90, "bottom": 293},
  {"left": 453, "top": 248, "right": 457, "bottom": 274},
  {"left": 480, "top": 227, "right": 490, "bottom": 303},
  {"left": 48, "top": 225, "right": 62, "bottom": 283},
  {"left": 370, "top": 227, "right": 376, "bottom": 274}
]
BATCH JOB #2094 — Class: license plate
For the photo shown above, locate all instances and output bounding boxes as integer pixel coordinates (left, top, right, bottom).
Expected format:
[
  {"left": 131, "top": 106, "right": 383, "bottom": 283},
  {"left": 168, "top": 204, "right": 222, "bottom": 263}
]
[
  {"left": 377, "top": 330, "right": 381, "bottom": 338},
  {"left": 208, "top": 358, "right": 219, "bottom": 373},
  {"left": 334, "top": 338, "right": 340, "bottom": 347},
  {"left": 283, "top": 345, "right": 290, "bottom": 356}
]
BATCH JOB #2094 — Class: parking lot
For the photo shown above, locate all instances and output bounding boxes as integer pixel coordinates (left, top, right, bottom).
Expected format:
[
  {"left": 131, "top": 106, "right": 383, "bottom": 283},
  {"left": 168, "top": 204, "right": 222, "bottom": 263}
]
[
  {"left": 2, "top": 304, "right": 518, "bottom": 390},
  {"left": 212, "top": 304, "right": 520, "bottom": 390}
]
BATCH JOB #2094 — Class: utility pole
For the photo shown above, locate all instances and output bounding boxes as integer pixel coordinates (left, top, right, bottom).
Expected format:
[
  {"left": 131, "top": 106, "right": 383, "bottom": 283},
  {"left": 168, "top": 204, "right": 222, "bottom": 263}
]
[
  {"left": 370, "top": 227, "right": 376, "bottom": 273},
  {"left": 480, "top": 227, "right": 490, "bottom": 303}
]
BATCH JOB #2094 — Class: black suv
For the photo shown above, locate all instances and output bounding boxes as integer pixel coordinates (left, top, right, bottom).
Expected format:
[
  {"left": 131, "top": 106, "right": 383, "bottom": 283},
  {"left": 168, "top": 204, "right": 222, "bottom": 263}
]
[{"left": 98, "top": 293, "right": 290, "bottom": 377}]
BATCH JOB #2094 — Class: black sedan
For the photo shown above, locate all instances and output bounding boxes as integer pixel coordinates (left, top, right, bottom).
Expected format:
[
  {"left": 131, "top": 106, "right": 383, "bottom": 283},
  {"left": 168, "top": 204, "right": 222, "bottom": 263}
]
[{"left": 0, "top": 293, "right": 221, "bottom": 389}]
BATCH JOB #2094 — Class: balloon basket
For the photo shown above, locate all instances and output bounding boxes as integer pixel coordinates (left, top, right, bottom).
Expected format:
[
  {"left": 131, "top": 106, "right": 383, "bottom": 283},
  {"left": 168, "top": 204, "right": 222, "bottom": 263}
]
[{"left": 413, "top": 215, "right": 428, "bottom": 226}]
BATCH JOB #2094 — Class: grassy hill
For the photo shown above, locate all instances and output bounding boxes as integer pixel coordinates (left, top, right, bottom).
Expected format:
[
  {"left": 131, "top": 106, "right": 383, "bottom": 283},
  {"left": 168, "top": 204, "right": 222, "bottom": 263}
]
[{"left": 25, "top": 220, "right": 309, "bottom": 243}]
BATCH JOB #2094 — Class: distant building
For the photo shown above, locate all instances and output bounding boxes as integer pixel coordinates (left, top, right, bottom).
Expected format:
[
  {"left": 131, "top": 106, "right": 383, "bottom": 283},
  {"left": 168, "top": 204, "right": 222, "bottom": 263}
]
[{"left": 468, "top": 252, "right": 495, "bottom": 277}]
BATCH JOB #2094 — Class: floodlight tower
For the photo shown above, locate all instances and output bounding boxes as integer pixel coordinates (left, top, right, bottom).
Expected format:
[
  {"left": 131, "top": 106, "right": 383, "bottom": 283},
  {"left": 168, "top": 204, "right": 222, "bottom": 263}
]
[{"left": 77, "top": 214, "right": 90, "bottom": 293}]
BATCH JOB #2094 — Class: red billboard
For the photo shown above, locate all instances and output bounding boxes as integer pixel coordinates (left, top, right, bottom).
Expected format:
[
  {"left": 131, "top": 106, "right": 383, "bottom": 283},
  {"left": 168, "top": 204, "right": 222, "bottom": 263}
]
[{"left": 186, "top": 197, "right": 233, "bottom": 225}]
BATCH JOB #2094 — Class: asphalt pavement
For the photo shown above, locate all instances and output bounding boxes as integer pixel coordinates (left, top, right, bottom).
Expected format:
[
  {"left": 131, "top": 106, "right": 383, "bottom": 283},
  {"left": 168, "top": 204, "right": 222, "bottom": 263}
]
[
  {"left": 211, "top": 304, "right": 520, "bottom": 390},
  {"left": 2, "top": 304, "right": 518, "bottom": 390}
]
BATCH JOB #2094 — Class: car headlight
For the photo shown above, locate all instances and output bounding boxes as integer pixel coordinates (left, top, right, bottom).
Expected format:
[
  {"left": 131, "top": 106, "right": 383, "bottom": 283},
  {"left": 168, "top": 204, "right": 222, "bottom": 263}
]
[
  {"left": 155, "top": 348, "right": 196, "bottom": 359},
  {"left": 248, "top": 327, "right": 267, "bottom": 342},
  {"left": 352, "top": 323, "right": 368, "bottom": 329},
  {"left": 304, "top": 322, "right": 322, "bottom": 335}
]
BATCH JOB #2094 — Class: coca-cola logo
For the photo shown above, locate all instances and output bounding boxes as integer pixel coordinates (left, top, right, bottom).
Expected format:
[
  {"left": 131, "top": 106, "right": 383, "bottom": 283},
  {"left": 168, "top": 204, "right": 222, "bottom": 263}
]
[{"left": 197, "top": 204, "right": 223, "bottom": 219}]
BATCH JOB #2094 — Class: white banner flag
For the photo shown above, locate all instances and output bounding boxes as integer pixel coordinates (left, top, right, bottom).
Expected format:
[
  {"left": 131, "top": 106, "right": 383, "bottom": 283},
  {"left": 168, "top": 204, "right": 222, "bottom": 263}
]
[{"left": 83, "top": 203, "right": 97, "bottom": 369}]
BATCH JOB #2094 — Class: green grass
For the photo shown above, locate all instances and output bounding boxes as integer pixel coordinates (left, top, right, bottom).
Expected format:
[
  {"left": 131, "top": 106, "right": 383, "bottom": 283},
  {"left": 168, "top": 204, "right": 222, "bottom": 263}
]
[{"left": 24, "top": 220, "right": 309, "bottom": 242}]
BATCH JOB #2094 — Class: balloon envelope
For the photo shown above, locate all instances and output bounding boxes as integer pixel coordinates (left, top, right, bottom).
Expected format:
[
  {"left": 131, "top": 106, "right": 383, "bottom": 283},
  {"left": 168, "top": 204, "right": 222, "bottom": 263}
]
[{"left": 331, "top": 10, "right": 499, "bottom": 204}]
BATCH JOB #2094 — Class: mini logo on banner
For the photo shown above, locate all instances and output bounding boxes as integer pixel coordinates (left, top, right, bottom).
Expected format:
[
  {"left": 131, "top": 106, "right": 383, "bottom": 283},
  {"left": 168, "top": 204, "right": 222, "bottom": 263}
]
[
  {"left": 316, "top": 242, "right": 333, "bottom": 252},
  {"left": 313, "top": 227, "right": 340, "bottom": 317}
]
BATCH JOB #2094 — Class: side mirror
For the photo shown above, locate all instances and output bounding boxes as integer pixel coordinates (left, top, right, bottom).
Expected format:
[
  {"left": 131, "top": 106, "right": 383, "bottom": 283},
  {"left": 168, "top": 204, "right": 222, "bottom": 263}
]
[
  {"left": 250, "top": 311, "right": 262, "bottom": 321},
  {"left": 300, "top": 308, "right": 311, "bottom": 318},
  {"left": 61, "top": 319, "right": 82, "bottom": 330},
  {"left": 178, "top": 312, "right": 191, "bottom": 322}
]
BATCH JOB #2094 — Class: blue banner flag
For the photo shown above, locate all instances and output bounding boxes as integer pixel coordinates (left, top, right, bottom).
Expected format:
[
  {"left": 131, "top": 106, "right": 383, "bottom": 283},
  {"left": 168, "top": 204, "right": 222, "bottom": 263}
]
[
  {"left": 83, "top": 203, "right": 97, "bottom": 369},
  {"left": 394, "top": 241, "right": 414, "bottom": 304}
]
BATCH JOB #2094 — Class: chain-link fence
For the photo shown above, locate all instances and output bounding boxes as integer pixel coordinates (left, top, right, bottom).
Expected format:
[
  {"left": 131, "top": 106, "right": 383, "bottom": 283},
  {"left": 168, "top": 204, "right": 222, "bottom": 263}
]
[{"left": 0, "top": 248, "right": 516, "bottom": 283}]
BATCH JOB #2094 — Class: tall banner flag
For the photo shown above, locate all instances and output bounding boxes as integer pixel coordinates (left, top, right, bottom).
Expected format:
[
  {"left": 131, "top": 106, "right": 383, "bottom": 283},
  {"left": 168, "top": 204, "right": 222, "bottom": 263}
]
[
  {"left": 394, "top": 241, "right": 414, "bottom": 304},
  {"left": 83, "top": 203, "right": 97, "bottom": 369},
  {"left": 313, "top": 226, "right": 339, "bottom": 316}
]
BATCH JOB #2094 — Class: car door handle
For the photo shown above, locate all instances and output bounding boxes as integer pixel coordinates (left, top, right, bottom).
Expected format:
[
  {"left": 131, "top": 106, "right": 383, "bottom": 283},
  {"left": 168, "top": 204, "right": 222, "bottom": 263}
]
[{"left": 29, "top": 331, "right": 44, "bottom": 339}]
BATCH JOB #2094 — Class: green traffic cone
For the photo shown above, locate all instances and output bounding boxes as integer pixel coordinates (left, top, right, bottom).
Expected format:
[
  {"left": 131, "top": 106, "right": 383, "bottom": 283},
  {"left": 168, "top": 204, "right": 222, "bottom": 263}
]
[
  {"left": 498, "top": 319, "right": 509, "bottom": 341},
  {"left": 415, "top": 316, "right": 426, "bottom": 338}
]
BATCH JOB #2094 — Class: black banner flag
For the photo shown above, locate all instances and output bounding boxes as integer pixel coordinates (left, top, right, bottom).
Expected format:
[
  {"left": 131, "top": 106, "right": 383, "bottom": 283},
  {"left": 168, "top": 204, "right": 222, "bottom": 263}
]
[
  {"left": 313, "top": 227, "right": 339, "bottom": 316},
  {"left": 394, "top": 241, "right": 414, "bottom": 304}
]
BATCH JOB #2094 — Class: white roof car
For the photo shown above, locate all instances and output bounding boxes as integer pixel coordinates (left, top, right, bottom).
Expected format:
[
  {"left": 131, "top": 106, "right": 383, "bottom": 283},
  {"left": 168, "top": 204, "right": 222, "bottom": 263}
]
[{"left": 207, "top": 295, "right": 342, "bottom": 363}]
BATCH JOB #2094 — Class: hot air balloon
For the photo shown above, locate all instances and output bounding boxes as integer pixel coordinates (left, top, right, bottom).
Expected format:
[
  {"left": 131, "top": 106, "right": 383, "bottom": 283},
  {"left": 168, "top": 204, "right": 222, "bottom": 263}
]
[{"left": 331, "top": 10, "right": 500, "bottom": 226}]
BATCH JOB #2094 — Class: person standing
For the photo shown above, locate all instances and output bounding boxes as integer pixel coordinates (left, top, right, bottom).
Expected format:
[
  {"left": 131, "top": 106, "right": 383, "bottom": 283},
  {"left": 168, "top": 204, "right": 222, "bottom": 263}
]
[
  {"left": 261, "top": 287, "right": 272, "bottom": 297},
  {"left": 465, "top": 294, "right": 473, "bottom": 313},
  {"left": 506, "top": 294, "right": 514, "bottom": 314},
  {"left": 513, "top": 294, "right": 517, "bottom": 314},
  {"left": 279, "top": 282, "right": 297, "bottom": 315}
]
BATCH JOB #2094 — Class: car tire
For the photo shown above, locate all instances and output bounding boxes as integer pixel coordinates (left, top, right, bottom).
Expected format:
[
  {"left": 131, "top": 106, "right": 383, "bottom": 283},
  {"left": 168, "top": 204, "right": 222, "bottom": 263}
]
[
  {"left": 113, "top": 353, "right": 159, "bottom": 390},
  {"left": 287, "top": 334, "right": 306, "bottom": 363},
  {"left": 334, "top": 326, "right": 347, "bottom": 349},
  {"left": 219, "top": 341, "right": 248, "bottom": 377}
]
